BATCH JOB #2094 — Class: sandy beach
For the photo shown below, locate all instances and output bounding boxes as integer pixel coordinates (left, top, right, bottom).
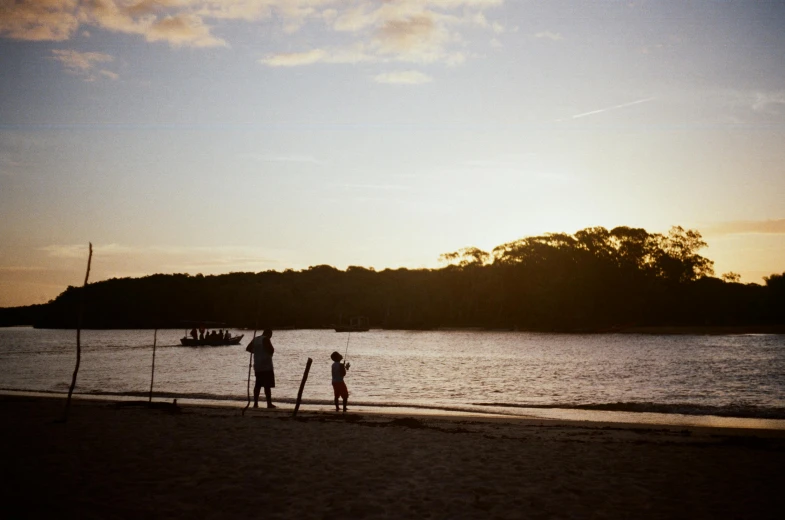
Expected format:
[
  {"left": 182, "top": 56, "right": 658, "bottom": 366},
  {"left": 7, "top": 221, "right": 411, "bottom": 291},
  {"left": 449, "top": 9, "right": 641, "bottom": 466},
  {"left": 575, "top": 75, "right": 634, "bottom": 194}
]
[{"left": 2, "top": 395, "right": 784, "bottom": 519}]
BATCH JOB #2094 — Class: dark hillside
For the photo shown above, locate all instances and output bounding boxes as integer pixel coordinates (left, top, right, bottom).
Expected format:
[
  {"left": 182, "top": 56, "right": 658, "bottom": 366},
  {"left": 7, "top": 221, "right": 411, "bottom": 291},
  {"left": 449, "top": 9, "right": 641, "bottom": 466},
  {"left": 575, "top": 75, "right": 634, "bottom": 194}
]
[{"left": 2, "top": 227, "right": 783, "bottom": 331}]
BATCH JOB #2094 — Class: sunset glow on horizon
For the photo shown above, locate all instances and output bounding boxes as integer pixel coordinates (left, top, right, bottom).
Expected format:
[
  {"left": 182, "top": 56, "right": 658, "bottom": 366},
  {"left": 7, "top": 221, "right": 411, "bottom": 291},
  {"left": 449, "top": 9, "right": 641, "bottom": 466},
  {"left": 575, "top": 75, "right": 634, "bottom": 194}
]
[{"left": 1, "top": 0, "right": 784, "bottom": 307}]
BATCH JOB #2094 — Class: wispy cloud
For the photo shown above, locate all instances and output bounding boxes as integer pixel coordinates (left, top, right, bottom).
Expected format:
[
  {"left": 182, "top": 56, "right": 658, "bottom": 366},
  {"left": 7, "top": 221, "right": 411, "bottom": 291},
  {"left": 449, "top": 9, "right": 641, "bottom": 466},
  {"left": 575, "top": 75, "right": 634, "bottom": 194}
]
[
  {"left": 262, "top": 49, "right": 328, "bottom": 67},
  {"left": 702, "top": 219, "right": 785, "bottom": 236},
  {"left": 246, "top": 154, "right": 322, "bottom": 164},
  {"left": 38, "top": 243, "right": 287, "bottom": 273},
  {"left": 374, "top": 70, "right": 433, "bottom": 84},
  {"left": 340, "top": 183, "right": 412, "bottom": 191},
  {"left": 561, "top": 97, "right": 656, "bottom": 121},
  {"left": 751, "top": 91, "right": 785, "bottom": 115},
  {"left": 50, "top": 49, "right": 117, "bottom": 81},
  {"left": 533, "top": 31, "right": 562, "bottom": 41},
  {"left": 0, "top": 266, "right": 47, "bottom": 272}
]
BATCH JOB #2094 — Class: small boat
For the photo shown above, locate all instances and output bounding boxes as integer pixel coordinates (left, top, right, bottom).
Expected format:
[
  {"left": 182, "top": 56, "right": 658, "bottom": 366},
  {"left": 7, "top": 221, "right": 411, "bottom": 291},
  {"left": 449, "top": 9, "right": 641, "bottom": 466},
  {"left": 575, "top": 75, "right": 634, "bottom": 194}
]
[
  {"left": 334, "top": 316, "right": 370, "bottom": 332},
  {"left": 179, "top": 321, "right": 244, "bottom": 346},
  {"left": 180, "top": 334, "right": 244, "bottom": 347}
]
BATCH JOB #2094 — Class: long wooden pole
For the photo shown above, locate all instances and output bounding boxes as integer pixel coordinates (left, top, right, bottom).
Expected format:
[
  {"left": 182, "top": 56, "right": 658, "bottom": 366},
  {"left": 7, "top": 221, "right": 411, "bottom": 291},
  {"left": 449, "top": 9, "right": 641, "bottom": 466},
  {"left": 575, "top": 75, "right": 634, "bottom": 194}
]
[
  {"left": 241, "top": 329, "right": 257, "bottom": 417},
  {"left": 292, "top": 357, "right": 313, "bottom": 418},
  {"left": 149, "top": 328, "right": 158, "bottom": 403},
  {"left": 61, "top": 242, "right": 92, "bottom": 423},
  {"left": 242, "top": 286, "right": 263, "bottom": 416}
]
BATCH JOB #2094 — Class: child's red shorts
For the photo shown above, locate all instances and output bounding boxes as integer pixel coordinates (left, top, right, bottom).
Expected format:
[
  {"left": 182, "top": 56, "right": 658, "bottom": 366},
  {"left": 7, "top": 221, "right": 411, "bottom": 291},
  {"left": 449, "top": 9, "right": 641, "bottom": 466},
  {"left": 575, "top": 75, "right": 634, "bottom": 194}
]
[{"left": 332, "top": 381, "right": 348, "bottom": 399}]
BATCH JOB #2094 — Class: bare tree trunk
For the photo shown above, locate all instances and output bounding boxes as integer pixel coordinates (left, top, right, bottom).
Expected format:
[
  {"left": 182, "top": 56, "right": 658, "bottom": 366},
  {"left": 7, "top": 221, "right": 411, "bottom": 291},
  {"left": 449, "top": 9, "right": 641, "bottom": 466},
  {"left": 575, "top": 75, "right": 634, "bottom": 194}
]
[
  {"left": 60, "top": 243, "right": 92, "bottom": 423},
  {"left": 149, "top": 328, "right": 158, "bottom": 403}
]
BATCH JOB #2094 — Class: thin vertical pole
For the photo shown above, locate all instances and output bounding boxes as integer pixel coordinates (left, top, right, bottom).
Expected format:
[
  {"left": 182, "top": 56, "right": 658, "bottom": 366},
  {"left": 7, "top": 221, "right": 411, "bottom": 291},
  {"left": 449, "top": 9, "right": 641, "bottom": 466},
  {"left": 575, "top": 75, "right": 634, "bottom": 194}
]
[
  {"left": 149, "top": 328, "right": 158, "bottom": 403},
  {"left": 242, "top": 286, "right": 263, "bottom": 416},
  {"left": 242, "top": 329, "right": 257, "bottom": 416},
  {"left": 292, "top": 358, "right": 313, "bottom": 418},
  {"left": 61, "top": 242, "right": 92, "bottom": 423}
]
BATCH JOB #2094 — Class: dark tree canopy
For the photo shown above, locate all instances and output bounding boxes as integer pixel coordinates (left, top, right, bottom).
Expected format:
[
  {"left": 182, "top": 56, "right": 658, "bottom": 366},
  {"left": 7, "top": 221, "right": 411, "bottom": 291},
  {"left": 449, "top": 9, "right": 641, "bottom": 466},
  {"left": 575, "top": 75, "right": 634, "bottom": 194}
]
[{"left": 1, "top": 226, "right": 782, "bottom": 331}]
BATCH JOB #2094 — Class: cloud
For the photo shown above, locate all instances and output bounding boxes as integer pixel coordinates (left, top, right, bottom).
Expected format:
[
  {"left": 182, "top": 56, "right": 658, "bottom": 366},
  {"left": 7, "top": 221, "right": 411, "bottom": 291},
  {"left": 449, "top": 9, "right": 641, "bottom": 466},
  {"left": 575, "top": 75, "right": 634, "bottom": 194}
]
[
  {"left": 0, "top": 0, "right": 80, "bottom": 41},
  {"left": 145, "top": 14, "right": 226, "bottom": 47},
  {"left": 50, "top": 49, "right": 117, "bottom": 81},
  {"left": 0, "top": 266, "right": 47, "bottom": 272},
  {"left": 376, "top": 14, "right": 448, "bottom": 59},
  {"left": 1, "top": 0, "right": 226, "bottom": 48},
  {"left": 533, "top": 31, "right": 563, "bottom": 41},
  {"left": 703, "top": 219, "right": 785, "bottom": 236},
  {"left": 38, "top": 243, "right": 287, "bottom": 272},
  {"left": 39, "top": 243, "right": 95, "bottom": 259},
  {"left": 245, "top": 154, "right": 322, "bottom": 164},
  {"left": 340, "top": 183, "right": 412, "bottom": 191},
  {"left": 700, "top": 89, "right": 785, "bottom": 122},
  {"left": 261, "top": 48, "right": 327, "bottom": 67},
  {"left": 751, "top": 91, "right": 785, "bottom": 115},
  {"left": 374, "top": 70, "right": 433, "bottom": 84},
  {"left": 82, "top": 1, "right": 227, "bottom": 48},
  {"left": 262, "top": 0, "right": 505, "bottom": 67},
  {"left": 261, "top": 42, "right": 377, "bottom": 67},
  {"left": 2, "top": 0, "right": 505, "bottom": 70},
  {"left": 562, "top": 97, "right": 656, "bottom": 121}
]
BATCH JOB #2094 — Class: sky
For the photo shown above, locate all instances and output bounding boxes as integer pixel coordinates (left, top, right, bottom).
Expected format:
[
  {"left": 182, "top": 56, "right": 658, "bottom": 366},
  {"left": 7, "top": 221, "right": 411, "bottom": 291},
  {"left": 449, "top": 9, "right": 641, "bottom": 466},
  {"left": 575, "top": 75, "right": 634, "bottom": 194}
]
[{"left": 1, "top": 0, "right": 784, "bottom": 307}]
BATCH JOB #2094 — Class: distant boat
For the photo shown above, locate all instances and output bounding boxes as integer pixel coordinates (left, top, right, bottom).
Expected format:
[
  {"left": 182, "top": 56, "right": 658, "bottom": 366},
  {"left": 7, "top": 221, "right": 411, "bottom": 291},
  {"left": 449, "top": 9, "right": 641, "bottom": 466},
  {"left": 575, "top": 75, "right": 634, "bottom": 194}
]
[
  {"left": 334, "top": 316, "right": 370, "bottom": 332},
  {"left": 179, "top": 321, "right": 243, "bottom": 346},
  {"left": 180, "top": 334, "right": 244, "bottom": 347}
]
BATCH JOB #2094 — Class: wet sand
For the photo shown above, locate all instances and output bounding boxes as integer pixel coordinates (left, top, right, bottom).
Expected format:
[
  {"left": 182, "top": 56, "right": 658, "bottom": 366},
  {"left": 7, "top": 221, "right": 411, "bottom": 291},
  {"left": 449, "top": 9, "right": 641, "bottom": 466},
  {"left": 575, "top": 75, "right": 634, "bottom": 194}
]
[{"left": 2, "top": 395, "right": 784, "bottom": 519}]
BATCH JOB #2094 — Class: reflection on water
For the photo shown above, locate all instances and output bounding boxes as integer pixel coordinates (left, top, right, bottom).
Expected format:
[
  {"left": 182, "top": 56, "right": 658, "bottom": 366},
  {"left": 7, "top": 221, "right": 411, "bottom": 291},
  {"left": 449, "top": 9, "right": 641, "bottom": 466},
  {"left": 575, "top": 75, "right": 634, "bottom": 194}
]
[{"left": 1, "top": 328, "right": 784, "bottom": 426}]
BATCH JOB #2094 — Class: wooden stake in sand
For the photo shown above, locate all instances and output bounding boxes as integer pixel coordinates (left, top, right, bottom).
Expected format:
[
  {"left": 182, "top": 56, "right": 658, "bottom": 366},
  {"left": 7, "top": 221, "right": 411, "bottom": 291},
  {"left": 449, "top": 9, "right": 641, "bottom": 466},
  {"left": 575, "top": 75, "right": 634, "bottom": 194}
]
[
  {"left": 149, "top": 328, "right": 158, "bottom": 403},
  {"left": 60, "top": 242, "right": 93, "bottom": 423},
  {"left": 292, "top": 357, "right": 313, "bottom": 418}
]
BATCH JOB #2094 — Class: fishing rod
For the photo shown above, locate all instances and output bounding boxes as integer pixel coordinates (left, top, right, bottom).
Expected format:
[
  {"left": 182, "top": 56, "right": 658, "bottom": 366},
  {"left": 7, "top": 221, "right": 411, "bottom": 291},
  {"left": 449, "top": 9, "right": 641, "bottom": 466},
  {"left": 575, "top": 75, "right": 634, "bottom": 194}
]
[{"left": 343, "top": 333, "right": 351, "bottom": 369}]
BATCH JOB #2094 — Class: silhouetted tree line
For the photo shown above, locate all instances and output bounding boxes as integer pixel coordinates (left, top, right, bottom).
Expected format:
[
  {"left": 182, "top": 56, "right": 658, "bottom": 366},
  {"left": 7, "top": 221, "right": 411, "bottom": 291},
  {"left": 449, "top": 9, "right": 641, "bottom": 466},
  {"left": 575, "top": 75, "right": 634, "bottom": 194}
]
[{"left": 1, "top": 226, "right": 784, "bottom": 331}]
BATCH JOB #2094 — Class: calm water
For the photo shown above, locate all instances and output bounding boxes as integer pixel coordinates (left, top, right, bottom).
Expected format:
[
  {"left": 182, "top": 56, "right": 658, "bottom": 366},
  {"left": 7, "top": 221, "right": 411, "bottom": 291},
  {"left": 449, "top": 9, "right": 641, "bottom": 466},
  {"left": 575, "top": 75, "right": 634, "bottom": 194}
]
[{"left": 2, "top": 328, "right": 784, "bottom": 426}]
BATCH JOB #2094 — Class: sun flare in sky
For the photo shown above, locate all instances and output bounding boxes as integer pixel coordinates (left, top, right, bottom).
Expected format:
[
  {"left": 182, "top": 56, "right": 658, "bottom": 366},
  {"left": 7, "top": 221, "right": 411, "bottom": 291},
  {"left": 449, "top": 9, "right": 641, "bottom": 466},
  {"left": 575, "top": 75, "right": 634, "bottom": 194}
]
[{"left": 1, "top": 0, "right": 784, "bottom": 306}]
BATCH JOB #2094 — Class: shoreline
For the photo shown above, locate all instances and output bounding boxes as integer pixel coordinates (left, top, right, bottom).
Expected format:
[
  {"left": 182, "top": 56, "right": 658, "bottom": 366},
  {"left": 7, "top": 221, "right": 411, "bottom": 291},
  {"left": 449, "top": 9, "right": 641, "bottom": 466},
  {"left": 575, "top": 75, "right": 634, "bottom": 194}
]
[
  {"left": 3, "top": 394, "right": 785, "bottom": 518},
  {"left": 6, "top": 324, "right": 785, "bottom": 334},
  {"left": 4, "top": 389, "right": 785, "bottom": 431}
]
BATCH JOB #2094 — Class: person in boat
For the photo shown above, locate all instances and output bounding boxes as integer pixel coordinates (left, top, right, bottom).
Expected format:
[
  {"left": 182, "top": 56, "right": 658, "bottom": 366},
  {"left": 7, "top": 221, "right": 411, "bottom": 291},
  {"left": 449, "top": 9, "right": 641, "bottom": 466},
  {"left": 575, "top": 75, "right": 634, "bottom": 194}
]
[
  {"left": 224, "top": 330, "right": 231, "bottom": 340},
  {"left": 190, "top": 328, "right": 198, "bottom": 340},
  {"left": 330, "top": 351, "right": 350, "bottom": 413},
  {"left": 249, "top": 329, "right": 276, "bottom": 409},
  {"left": 199, "top": 329, "right": 204, "bottom": 341}
]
